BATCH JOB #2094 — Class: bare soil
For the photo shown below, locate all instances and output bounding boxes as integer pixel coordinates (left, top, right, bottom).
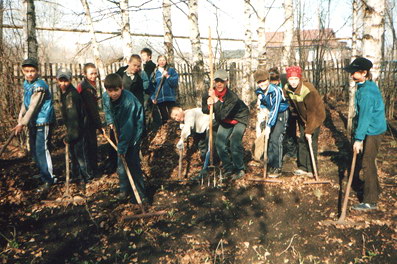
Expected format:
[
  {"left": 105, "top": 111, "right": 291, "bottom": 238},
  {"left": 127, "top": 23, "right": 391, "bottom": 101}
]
[{"left": 0, "top": 100, "right": 396, "bottom": 264}]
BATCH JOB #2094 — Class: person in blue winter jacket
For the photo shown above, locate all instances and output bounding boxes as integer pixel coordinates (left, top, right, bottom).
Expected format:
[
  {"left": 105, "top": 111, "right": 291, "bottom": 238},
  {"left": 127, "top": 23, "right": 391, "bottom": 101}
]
[
  {"left": 102, "top": 73, "right": 146, "bottom": 203},
  {"left": 13, "top": 58, "right": 56, "bottom": 192},
  {"left": 254, "top": 69, "right": 289, "bottom": 178},
  {"left": 344, "top": 57, "right": 387, "bottom": 211},
  {"left": 150, "top": 55, "right": 179, "bottom": 124}
]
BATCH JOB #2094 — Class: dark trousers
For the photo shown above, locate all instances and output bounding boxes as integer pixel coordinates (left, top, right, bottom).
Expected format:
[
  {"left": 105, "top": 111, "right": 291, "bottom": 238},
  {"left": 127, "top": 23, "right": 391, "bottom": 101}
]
[
  {"left": 297, "top": 122, "right": 320, "bottom": 173},
  {"left": 70, "top": 136, "right": 94, "bottom": 181},
  {"left": 283, "top": 110, "right": 298, "bottom": 158},
  {"left": 157, "top": 101, "right": 175, "bottom": 124},
  {"left": 195, "top": 129, "right": 219, "bottom": 164},
  {"left": 117, "top": 145, "right": 146, "bottom": 201},
  {"left": 357, "top": 134, "right": 383, "bottom": 203},
  {"left": 215, "top": 122, "right": 246, "bottom": 172},
  {"left": 85, "top": 122, "right": 98, "bottom": 175},
  {"left": 28, "top": 125, "right": 55, "bottom": 184},
  {"left": 268, "top": 111, "right": 288, "bottom": 168},
  {"left": 146, "top": 97, "right": 162, "bottom": 132}
]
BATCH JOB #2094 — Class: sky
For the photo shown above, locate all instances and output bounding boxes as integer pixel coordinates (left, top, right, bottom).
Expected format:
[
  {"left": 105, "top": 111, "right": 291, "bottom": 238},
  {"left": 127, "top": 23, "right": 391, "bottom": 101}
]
[{"left": 4, "top": 0, "right": 355, "bottom": 62}]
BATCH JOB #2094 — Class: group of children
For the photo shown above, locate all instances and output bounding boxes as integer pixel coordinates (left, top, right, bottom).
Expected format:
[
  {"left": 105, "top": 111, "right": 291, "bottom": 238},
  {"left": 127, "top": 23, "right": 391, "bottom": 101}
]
[{"left": 13, "top": 52, "right": 386, "bottom": 211}]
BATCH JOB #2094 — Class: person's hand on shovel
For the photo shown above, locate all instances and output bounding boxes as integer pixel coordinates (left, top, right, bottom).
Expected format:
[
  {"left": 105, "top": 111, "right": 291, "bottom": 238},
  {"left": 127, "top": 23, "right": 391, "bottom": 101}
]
[
  {"left": 12, "top": 124, "right": 24, "bottom": 135},
  {"left": 305, "top": 133, "right": 312, "bottom": 143},
  {"left": 176, "top": 139, "right": 184, "bottom": 150},
  {"left": 353, "top": 141, "right": 363, "bottom": 154}
]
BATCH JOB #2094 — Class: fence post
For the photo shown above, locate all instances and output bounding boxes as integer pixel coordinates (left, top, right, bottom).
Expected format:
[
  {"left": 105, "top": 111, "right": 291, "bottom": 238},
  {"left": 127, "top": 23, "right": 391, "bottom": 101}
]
[{"left": 229, "top": 62, "right": 237, "bottom": 90}]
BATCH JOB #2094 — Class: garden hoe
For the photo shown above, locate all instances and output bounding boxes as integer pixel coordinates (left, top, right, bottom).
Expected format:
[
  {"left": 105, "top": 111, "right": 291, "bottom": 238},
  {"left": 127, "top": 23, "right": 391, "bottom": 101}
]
[
  {"left": 322, "top": 151, "right": 364, "bottom": 226},
  {"left": 0, "top": 132, "right": 16, "bottom": 157},
  {"left": 303, "top": 136, "right": 331, "bottom": 185},
  {"left": 102, "top": 132, "right": 167, "bottom": 220},
  {"left": 248, "top": 113, "right": 282, "bottom": 183},
  {"left": 42, "top": 142, "right": 85, "bottom": 205},
  {"left": 200, "top": 27, "right": 222, "bottom": 187},
  {"left": 178, "top": 146, "right": 183, "bottom": 180}
]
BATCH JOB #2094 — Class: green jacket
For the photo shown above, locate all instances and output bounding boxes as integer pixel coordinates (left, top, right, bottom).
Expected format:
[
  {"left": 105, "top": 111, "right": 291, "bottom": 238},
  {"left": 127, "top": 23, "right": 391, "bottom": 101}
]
[
  {"left": 60, "top": 85, "right": 85, "bottom": 143},
  {"left": 102, "top": 90, "right": 144, "bottom": 155},
  {"left": 354, "top": 80, "right": 386, "bottom": 141}
]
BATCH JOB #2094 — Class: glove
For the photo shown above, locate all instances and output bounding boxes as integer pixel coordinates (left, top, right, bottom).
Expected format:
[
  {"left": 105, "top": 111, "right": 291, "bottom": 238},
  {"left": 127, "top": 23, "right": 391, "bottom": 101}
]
[
  {"left": 264, "top": 126, "right": 271, "bottom": 137},
  {"left": 353, "top": 141, "right": 363, "bottom": 153},
  {"left": 176, "top": 139, "right": 184, "bottom": 150}
]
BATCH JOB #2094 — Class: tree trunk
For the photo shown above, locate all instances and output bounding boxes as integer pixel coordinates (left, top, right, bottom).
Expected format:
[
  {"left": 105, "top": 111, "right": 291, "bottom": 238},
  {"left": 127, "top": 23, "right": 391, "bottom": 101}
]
[
  {"left": 362, "top": 0, "right": 386, "bottom": 84},
  {"left": 163, "top": 0, "right": 174, "bottom": 66},
  {"left": 256, "top": 0, "right": 266, "bottom": 69},
  {"left": 281, "top": 0, "right": 294, "bottom": 71},
  {"left": 80, "top": 0, "right": 106, "bottom": 90},
  {"left": 23, "top": 0, "right": 38, "bottom": 59},
  {"left": 347, "top": 0, "right": 363, "bottom": 138},
  {"left": 120, "top": 0, "right": 133, "bottom": 63},
  {"left": 188, "top": 0, "right": 205, "bottom": 101},
  {"left": 0, "top": 0, "right": 3, "bottom": 55},
  {"left": 241, "top": 0, "right": 253, "bottom": 106}
]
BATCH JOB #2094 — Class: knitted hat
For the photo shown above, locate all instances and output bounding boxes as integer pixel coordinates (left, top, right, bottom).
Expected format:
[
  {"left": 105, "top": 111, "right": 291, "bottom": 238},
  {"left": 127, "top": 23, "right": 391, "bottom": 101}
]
[
  {"left": 286, "top": 66, "right": 302, "bottom": 79},
  {"left": 254, "top": 69, "right": 269, "bottom": 83},
  {"left": 344, "top": 57, "right": 373, "bottom": 73},
  {"left": 56, "top": 67, "right": 72, "bottom": 80}
]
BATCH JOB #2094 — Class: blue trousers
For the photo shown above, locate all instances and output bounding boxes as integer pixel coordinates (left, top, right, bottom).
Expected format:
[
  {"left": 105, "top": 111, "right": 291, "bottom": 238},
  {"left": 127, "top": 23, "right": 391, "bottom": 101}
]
[
  {"left": 268, "top": 111, "right": 288, "bottom": 168},
  {"left": 117, "top": 146, "right": 146, "bottom": 200},
  {"left": 69, "top": 136, "right": 94, "bottom": 181},
  {"left": 215, "top": 122, "right": 246, "bottom": 172},
  {"left": 28, "top": 125, "right": 55, "bottom": 184}
]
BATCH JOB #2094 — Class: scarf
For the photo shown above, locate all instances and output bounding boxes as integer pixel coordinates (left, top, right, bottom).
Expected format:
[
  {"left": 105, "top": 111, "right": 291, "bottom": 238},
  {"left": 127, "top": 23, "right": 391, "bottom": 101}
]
[{"left": 215, "top": 87, "right": 227, "bottom": 102}]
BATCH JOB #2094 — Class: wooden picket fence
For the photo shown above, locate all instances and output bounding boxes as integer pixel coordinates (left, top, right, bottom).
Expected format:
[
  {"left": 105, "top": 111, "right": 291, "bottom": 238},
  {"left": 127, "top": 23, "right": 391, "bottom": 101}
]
[{"left": 3, "top": 58, "right": 396, "bottom": 120}]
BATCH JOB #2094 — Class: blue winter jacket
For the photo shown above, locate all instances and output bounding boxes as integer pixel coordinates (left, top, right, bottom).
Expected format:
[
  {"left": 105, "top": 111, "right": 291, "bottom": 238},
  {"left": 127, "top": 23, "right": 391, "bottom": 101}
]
[
  {"left": 255, "top": 84, "right": 289, "bottom": 127},
  {"left": 150, "top": 67, "right": 178, "bottom": 103},
  {"left": 23, "top": 78, "right": 54, "bottom": 126},
  {"left": 102, "top": 90, "right": 144, "bottom": 155},
  {"left": 354, "top": 80, "right": 387, "bottom": 141}
]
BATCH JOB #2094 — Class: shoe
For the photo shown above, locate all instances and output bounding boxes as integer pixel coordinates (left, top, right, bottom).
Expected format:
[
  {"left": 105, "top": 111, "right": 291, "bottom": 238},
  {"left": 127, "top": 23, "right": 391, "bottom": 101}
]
[
  {"left": 223, "top": 170, "right": 234, "bottom": 178},
  {"left": 268, "top": 168, "right": 282, "bottom": 178},
  {"left": 117, "top": 192, "right": 128, "bottom": 200},
  {"left": 37, "top": 182, "right": 52, "bottom": 193},
  {"left": 293, "top": 169, "right": 313, "bottom": 177},
  {"left": 351, "top": 203, "right": 378, "bottom": 211},
  {"left": 232, "top": 170, "right": 245, "bottom": 180}
]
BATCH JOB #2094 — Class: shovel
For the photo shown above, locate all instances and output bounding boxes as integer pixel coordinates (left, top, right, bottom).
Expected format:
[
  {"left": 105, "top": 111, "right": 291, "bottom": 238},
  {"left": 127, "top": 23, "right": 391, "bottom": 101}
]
[
  {"left": 303, "top": 136, "right": 331, "bottom": 185},
  {"left": 102, "top": 132, "right": 167, "bottom": 220},
  {"left": 200, "top": 27, "right": 222, "bottom": 187},
  {"left": 322, "top": 151, "right": 364, "bottom": 226}
]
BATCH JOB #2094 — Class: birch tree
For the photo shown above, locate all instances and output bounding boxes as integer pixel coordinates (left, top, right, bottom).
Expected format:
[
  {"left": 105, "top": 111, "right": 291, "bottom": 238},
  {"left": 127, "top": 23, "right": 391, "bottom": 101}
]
[
  {"left": 281, "top": 0, "right": 294, "bottom": 71},
  {"left": 256, "top": 0, "right": 266, "bottom": 69},
  {"left": 188, "top": 0, "right": 205, "bottom": 99},
  {"left": 23, "top": 0, "right": 38, "bottom": 59},
  {"left": 80, "top": 0, "right": 106, "bottom": 89},
  {"left": 347, "top": 0, "right": 363, "bottom": 138},
  {"left": 241, "top": 0, "right": 253, "bottom": 106},
  {"left": 163, "top": 0, "right": 174, "bottom": 65},
  {"left": 120, "top": 0, "right": 133, "bottom": 63},
  {"left": 361, "top": 0, "right": 386, "bottom": 83}
]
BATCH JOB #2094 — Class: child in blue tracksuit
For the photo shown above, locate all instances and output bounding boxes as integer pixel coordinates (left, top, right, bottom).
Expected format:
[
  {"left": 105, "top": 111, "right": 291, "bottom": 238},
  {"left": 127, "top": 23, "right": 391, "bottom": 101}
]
[
  {"left": 344, "top": 57, "right": 386, "bottom": 211},
  {"left": 13, "top": 58, "right": 56, "bottom": 191},
  {"left": 254, "top": 69, "right": 289, "bottom": 177},
  {"left": 102, "top": 73, "right": 146, "bottom": 202},
  {"left": 150, "top": 55, "right": 179, "bottom": 124}
]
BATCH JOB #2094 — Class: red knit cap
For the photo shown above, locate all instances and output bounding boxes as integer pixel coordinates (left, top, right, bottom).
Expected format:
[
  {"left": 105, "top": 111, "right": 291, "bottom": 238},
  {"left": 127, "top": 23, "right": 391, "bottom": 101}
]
[{"left": 286, "top": 66, "right": 302, "bottom": 79}]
